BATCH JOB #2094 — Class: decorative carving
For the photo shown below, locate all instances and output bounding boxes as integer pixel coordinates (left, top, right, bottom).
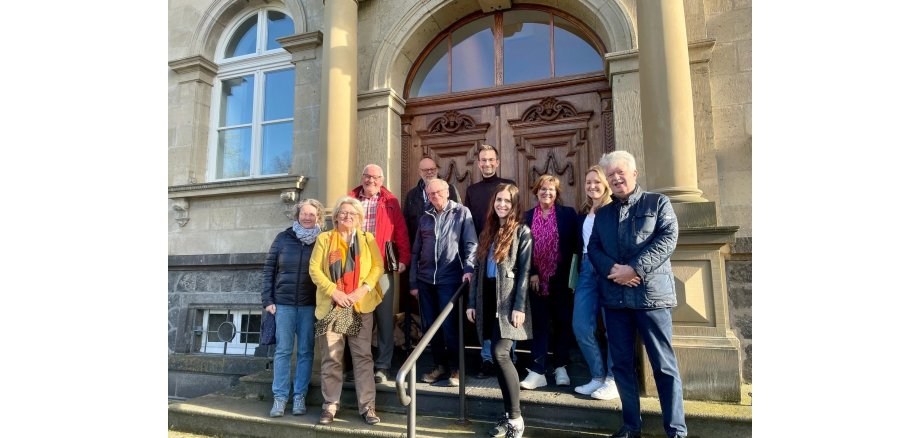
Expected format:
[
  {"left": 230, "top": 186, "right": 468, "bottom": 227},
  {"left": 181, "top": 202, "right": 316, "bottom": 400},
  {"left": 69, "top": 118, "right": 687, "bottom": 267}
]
[
  {"left": 402, "top": 122, "right": 412, "bottom": 195},
  {"left": 602, "top": 97, "right": 615, "bottom": 152},
  {"left": 444, "top": 159, "right": 472, "bottom": 185},
  {"left": 172, "top": 198, "right": 190, "bottom": 227},
  {"left": 281, "top": 189, "right": 299, "bottom": 220},
  {"left": 530, "top": 152, "right": 576, "bottom": 188},
  {"left": 521, "top": 97, "right": 579, "bottom": 122},
  {"left": 427, "top": 110, "right": 478, "bottom": 133}
]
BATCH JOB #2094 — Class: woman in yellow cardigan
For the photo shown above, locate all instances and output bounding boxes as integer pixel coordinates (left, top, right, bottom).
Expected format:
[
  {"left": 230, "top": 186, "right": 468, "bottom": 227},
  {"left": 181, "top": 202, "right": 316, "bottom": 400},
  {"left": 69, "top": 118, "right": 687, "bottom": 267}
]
[{"left": 309, "top": 196, "right": 385, "bottom": 426}]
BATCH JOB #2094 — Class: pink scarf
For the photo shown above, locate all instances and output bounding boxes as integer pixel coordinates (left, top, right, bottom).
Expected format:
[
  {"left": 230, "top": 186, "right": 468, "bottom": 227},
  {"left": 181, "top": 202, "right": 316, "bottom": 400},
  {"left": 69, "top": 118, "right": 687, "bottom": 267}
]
[{"left": 531, "top": 206, "right": 559, "bottom": 296}]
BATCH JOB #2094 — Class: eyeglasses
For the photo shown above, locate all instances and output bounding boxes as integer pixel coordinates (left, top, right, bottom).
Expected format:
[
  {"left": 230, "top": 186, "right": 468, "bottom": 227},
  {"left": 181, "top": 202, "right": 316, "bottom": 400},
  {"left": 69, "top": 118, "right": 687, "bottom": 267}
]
[
  {"left": 426, "top": 189, "right": 448, "bottom": 197},
  {"left": 362, "top": 174, "right": 383, "bottom": 181},
  {"left": 338, "top": 211, "right": 358, "bottom": 217},
  {"left": 419, "top": 167, "right": 438, "bottom": 173}
]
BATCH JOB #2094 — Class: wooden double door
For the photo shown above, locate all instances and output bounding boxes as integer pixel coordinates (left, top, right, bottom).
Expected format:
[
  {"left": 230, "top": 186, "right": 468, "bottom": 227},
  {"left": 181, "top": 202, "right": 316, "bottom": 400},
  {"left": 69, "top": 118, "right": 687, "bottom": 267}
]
[{"left": 400, "top": 74, "right": 614, "bottom": 213}]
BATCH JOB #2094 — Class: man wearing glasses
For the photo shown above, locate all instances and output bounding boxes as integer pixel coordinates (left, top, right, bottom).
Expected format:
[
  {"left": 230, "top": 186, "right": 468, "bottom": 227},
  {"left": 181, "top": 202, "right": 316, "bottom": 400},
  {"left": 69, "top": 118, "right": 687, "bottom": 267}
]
[
  {"left": 403, "top": 157, "right": 461, "bottom": 247},
  {"left": 409, "top": 178, "right": 477, "bottom": 386},
  {"left": 347, "top": 164, "right": 411, "bottom": 384}
]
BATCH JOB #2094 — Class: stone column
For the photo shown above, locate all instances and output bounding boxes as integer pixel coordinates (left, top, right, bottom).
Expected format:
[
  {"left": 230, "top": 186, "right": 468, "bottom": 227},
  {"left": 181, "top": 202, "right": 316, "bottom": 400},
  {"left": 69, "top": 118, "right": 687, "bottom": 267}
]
[
  {"left": 319, "top": 0, "right": 359, "bottom": 207},
  {"left": 637, "top": 0, "right": 707, "bottom": 205}
]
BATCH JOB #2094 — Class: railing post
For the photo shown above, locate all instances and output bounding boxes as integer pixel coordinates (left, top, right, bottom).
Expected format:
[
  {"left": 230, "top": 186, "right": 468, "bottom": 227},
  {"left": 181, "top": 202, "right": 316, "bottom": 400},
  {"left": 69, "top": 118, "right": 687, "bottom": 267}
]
[
  {"left": 408, "top": 365, "right": 416, "bottom": 438},
  {"left": 457, "top": 284, "right": 469, "bottom": 425}
]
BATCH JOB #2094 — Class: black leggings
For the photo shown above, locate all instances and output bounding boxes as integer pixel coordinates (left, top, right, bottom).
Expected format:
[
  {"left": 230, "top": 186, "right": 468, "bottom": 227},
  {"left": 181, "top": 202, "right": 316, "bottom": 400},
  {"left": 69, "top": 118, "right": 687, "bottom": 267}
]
[{"left": 491, "top": 326, "right": 521, "bottom": 419}]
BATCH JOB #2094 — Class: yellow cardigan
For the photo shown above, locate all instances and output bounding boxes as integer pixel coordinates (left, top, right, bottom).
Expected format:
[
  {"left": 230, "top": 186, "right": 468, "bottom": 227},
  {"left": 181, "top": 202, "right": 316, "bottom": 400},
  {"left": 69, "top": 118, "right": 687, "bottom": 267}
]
[{"left": 309, "top": 229, "right": 385, "bottom": 320}]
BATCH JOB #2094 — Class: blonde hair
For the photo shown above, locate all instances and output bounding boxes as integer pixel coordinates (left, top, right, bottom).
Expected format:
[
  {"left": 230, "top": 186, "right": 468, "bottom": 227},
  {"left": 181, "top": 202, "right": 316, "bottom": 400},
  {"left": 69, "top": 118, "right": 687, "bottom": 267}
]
[
  {"left": 579, "top": 165, "right": 612, "bottom": 214},
  {"left": 331, "top": 196, "right": 365, "bottom": 230}
]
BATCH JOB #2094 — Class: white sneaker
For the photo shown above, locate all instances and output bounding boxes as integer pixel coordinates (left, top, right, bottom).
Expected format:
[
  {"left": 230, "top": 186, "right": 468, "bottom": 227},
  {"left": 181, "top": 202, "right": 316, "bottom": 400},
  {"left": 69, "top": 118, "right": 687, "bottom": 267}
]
[
  {"left": 554, "top": 366, "right": 570, "bottom": 386},
  {"left": 519, "top": 369, "right": 547, "bottom": 389},
  {"left": 507, "top": 416, "right": 525, "bottom": 438},
  {"left": 591, "top": 378, "right": 620, "bottom": 400},
  {"left": 575, "top": 377, "right": 606, "bottom": 395}
]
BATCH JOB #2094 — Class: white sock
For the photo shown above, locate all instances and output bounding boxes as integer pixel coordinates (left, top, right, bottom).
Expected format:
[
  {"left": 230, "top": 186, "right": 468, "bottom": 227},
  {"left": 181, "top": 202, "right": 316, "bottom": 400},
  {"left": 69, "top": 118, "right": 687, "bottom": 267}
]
[{"left": 509, "top": 416, "right": 524, "bottom": 428}]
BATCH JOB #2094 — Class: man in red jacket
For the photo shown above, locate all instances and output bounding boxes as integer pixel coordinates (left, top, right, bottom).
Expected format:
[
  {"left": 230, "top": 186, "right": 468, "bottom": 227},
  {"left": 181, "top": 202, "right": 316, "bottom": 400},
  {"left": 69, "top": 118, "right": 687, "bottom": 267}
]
[{"left": 348, "top": 164, "right": 411, "bottom": 383}]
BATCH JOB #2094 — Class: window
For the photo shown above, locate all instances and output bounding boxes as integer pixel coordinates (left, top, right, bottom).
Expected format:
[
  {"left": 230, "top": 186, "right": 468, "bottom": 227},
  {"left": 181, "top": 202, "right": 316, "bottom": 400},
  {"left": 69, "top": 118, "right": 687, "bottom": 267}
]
[
  {"left": 408, "top": 7, "right": 603, "bottom": 98},
  {"left": 210, "top": 8, "right": 295, "bottom": 180},
  {"left": 196, "top": 309, "right": 263, "bottom": 355}
]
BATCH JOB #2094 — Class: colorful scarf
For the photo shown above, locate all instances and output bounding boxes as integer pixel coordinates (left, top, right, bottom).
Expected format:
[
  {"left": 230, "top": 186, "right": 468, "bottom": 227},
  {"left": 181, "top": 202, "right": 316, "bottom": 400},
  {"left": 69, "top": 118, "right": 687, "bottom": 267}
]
[
  {"left": 327, "top": 230, "right": 361, "bottom": 297},
  {"left": 531, "top": 207, "right": 559, "bottom": 296},
  {"left": 293, "top": 221, "right": 321, "bottom": 244}
]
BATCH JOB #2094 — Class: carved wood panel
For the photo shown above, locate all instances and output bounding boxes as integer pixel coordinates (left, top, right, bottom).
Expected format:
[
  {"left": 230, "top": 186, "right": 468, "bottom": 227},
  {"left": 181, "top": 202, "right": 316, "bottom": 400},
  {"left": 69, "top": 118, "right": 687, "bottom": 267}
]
[{"left": 401, "top": 80, "right": 609, "bottom": 213}]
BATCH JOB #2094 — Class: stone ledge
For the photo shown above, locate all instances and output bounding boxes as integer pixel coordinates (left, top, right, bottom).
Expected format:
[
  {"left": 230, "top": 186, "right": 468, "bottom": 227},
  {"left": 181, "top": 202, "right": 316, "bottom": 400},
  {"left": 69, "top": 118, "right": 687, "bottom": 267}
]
[
  {"left": 169, "top": 253, "right": 268, "bottom": 268},
  {"left": 168, "top": 175, "right": 306, "bottom": 199},
  {"left": 169, "top": 353, "right": 270, "bottom": 375}
]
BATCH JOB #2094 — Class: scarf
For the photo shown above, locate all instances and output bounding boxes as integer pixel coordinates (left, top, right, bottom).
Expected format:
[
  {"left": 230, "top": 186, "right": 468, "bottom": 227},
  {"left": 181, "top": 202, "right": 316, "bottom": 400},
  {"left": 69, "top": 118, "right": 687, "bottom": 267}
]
[
  {"left": 531, "top": 206, "right": 559, "bottom": 296},
  {"left": 293, "top": 221, "right": 321, "bottom": 245},
  {"left": 327, "top": 229, "right": 361, "bottom": 297}
]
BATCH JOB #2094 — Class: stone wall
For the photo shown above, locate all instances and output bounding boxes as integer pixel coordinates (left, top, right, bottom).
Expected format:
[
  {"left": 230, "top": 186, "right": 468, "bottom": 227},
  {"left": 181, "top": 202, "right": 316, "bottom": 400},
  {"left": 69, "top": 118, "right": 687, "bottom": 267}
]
[{"left": 726, "top": 237, "right": 752, "bottom": 383}]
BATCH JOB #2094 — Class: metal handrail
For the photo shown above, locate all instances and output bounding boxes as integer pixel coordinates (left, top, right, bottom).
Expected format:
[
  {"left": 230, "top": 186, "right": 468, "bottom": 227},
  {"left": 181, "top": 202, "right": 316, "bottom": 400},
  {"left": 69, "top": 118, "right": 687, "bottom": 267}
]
[{"left": 395, "top": 279, "right": 470, "bottom": 438}]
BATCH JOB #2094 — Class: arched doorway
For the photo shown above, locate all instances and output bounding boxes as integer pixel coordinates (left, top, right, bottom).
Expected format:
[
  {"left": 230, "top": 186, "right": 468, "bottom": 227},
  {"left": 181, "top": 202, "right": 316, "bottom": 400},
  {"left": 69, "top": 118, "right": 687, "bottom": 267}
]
[{"left": 400, "top": 5, "right": 613, "bottom": 212}]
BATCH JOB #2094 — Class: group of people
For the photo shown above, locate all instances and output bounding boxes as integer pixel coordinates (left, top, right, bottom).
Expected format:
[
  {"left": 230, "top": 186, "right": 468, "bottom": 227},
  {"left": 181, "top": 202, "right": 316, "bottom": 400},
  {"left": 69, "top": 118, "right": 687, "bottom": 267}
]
[{"left": 261, "top": 145, "right": 688, "bottom": 438}]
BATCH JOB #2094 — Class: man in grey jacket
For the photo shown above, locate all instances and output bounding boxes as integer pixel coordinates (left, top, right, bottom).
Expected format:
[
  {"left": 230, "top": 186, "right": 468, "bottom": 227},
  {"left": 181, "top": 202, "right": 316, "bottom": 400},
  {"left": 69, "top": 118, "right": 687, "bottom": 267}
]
[
  {"left": 587, "top": 151, "right": 686, "bottom": 438},
  {"left": 409, "top": 178, "right": 478, "bottom": 387}
]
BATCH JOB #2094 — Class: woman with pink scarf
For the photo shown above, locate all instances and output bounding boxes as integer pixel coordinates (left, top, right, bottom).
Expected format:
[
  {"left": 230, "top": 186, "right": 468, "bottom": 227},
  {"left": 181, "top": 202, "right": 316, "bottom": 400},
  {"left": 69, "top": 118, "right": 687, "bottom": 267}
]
[{"left": 519, "top": 175, "right": 579, "bottom": 390}]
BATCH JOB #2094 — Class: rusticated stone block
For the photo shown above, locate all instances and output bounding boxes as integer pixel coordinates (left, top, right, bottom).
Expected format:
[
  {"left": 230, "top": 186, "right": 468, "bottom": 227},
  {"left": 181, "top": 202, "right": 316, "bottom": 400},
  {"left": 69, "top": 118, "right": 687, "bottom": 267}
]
[{"left": 175, "top": 271, "right": 209, "bottom": 292}]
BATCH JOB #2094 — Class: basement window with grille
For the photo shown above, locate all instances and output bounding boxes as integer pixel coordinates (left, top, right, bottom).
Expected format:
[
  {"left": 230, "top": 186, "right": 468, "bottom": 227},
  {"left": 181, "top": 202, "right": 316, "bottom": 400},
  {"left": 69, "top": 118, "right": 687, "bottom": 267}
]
[{"left": 192, "top": 308, "right": 263, "bottom": 355}]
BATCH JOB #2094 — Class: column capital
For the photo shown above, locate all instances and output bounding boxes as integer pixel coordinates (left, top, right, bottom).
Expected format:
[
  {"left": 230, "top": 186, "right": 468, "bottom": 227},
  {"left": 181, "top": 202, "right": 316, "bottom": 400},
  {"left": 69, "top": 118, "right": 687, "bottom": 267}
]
[
  {"left": 168, "top": 55, "right": 218, "bottom": 85},
  {"left": 279, "top": 31, "right": 324, "bottom": 62}
]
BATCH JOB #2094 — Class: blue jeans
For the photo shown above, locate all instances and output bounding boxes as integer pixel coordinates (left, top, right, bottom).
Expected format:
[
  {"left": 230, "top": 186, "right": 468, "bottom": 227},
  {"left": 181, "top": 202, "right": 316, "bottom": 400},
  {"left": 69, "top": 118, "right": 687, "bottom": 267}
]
[
  {"left": 417, "top": 281, "right": 461, "bottom": 369},
  {"left": 573, "top": 257, "right": 614, "bottom": 379},
  {"left": 481, "top": 339, "right": 517, "bottom": 364},
  {"left": 272, "top": 304, "right": 316, "bottom": 400},
  {"left": 604, "top": 307, "right": 686, "bottom": 437}
]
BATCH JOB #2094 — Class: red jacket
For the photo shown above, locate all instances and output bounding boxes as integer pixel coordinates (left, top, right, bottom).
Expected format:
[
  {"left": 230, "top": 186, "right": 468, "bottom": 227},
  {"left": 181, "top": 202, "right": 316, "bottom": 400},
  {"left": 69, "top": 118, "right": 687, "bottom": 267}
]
[{"left": 348, "top": 185, "right": 411, "bottom": 265}]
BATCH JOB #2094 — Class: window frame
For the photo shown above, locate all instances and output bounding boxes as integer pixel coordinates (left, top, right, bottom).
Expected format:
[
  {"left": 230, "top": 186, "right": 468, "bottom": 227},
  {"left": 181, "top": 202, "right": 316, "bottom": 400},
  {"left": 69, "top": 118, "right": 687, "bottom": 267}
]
[
  {"left": 198, "top": 308, "right": 263, "bottom": 356},
  {"left": 405, "top": 5, "right": 606, "bottom": 99},
  {"left": 207, "top": 7, "right": 295, "bottom": 182}
]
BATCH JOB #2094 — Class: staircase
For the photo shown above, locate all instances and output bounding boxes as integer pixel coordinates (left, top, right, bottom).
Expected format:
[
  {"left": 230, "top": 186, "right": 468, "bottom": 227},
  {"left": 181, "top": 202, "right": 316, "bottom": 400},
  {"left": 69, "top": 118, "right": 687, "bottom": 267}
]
[{"left": 168, "top": 349, "right": 752, "bottom": 437}]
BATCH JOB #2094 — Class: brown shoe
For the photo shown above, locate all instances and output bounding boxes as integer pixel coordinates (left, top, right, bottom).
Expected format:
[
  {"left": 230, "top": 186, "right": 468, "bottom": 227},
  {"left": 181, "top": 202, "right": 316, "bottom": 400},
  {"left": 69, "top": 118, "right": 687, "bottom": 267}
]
[
  {"left": 448, "top": 370, "right": 460, "bottom": 387},
  {"left": 318, "top": 410, "right": 335, "bottom": 425},
  {"left": 421, "top": 365, "right": 448, "bottom": 383},
  {"left": 362, "top": 407, "right": 380, "bottom": 425}
]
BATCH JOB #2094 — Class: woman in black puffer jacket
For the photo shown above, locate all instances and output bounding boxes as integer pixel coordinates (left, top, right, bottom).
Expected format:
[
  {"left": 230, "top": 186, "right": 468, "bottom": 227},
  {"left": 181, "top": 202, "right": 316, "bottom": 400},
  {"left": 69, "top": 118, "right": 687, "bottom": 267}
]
[{"left": 262, "top": 198, "right": 325, "bottom": 418}]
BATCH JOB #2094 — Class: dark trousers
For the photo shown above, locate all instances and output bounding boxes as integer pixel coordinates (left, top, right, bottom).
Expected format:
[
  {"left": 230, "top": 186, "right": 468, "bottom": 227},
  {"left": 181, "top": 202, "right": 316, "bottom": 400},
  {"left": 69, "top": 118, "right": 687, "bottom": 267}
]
[
  {"left": 417, "top": 281, "right": 461, "bottom": 369},
  {"left": 604, "top": 307, "right": 687, "bottom": 437},
  {"left": 482, "top": 277, "right": 521, "bottom": 419},
  {"left": 529, "top": 282, "right": 574, "bottom": 374}
]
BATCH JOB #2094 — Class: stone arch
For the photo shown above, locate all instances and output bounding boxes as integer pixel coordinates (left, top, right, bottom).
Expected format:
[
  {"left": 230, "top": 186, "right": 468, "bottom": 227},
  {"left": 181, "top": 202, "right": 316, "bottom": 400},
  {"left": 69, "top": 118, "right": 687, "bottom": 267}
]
[
  {"left": 188, "top": 0, "right": 310, "bottom": 61},
  {"left": 368, "top": 0, "right": 636, "bottom": 95}
]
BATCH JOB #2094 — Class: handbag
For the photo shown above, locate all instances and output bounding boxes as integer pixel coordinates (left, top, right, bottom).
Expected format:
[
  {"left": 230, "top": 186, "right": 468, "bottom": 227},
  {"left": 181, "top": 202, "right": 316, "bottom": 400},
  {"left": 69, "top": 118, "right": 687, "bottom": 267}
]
[
  {"left": 260, "top": 310, "right": 276, "bottom": 345},
  {"left": 384, "top": 240, "right": 399, "bottom": 272},
  {"left": 315, "top": 304, "right": 363, "bottom": 337}
]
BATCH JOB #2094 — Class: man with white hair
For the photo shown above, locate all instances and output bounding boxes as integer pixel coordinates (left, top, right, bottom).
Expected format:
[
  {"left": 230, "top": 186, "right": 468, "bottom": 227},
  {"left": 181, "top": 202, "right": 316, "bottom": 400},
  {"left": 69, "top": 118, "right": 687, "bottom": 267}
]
[
  {"left": 587, "top": 151, "right": 687, "bottom": 438},
  {"left": 409, "top": 178, "right": 478, "bottom": 387}
]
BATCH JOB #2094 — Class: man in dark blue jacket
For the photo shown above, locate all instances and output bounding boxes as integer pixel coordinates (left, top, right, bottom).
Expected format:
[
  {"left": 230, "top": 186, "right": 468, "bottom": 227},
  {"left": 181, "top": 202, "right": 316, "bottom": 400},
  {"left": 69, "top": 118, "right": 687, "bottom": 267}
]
[
  {"left": 587, "top": 151, "right": 687, "bottom": 438},
  {"left": 409, "top": 178, "right": 478, "bottom": 386}
]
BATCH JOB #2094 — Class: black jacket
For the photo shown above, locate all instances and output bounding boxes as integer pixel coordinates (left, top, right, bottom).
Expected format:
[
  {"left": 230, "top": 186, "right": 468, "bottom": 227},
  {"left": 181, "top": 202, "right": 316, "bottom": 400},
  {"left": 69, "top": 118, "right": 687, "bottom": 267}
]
[
  {"left": 523, "top": 204, "right": 579, "bottom": 289},
  {"left": 261, "top": 228, "right": 317, "bottom": 308}
]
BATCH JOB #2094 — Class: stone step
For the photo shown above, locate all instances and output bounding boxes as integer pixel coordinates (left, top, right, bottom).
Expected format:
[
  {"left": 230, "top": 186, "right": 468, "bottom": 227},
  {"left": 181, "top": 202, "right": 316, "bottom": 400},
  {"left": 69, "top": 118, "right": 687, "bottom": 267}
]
[
  {"left": 168, "top": 392, "right": 611, "bottom": 437},
  {"left": 231, "top": 367, "right": 751, "bottom": 437}
]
